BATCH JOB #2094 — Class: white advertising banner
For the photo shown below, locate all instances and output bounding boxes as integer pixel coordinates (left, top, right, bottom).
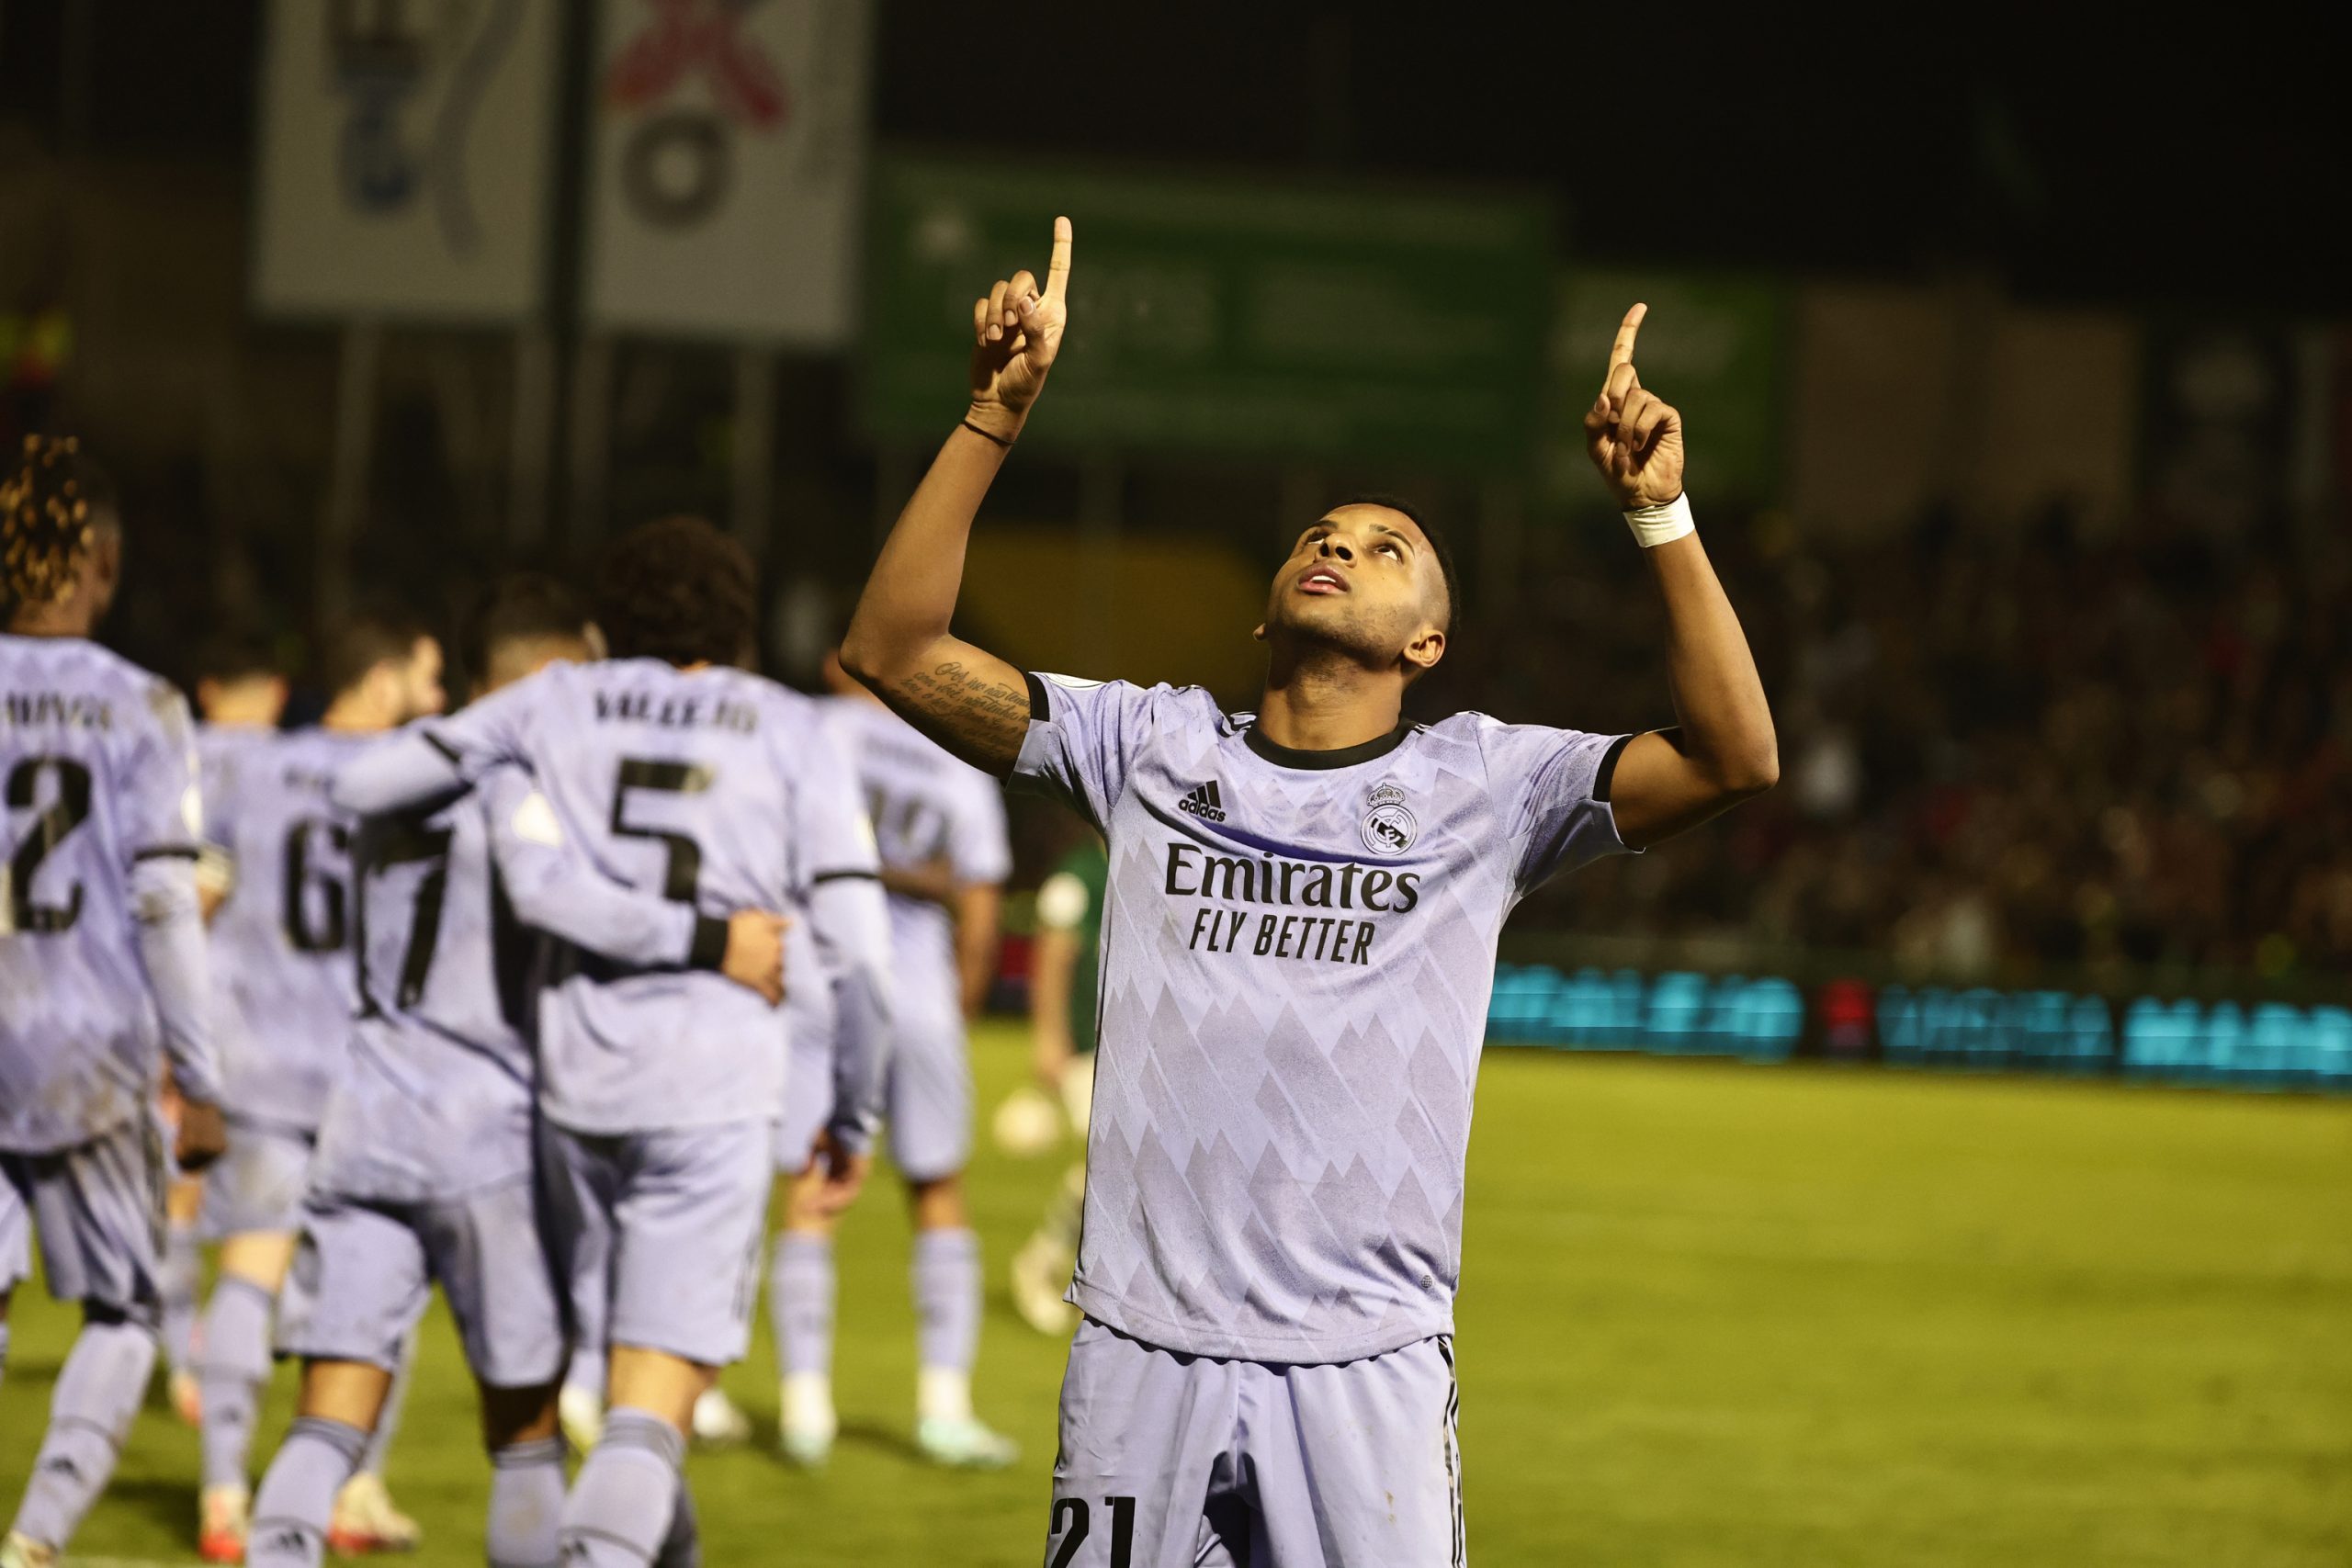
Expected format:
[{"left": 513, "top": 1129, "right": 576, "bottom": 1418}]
[
  {"left": 252, "top": 0, "right": 559, "bottom": 321},
  {"left": 583, "top": 0, "right": 872, "bottom": 345}
]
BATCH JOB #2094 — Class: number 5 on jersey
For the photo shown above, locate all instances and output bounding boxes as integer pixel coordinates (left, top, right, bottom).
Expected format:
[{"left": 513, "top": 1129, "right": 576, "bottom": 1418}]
[{"left": 613, "top": 758, "right": 711, "bottom": 903}]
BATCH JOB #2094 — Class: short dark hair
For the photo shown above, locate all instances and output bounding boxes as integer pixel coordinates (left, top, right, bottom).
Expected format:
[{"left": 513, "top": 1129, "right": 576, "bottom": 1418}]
[
  {"left": 319, "top": 606, "right": 429, "bottom": 699},
  {"left": 191, "top": 626, "right": 280, "bottom": 685},
  {"left": 1332, "top": 491, "right": 1462, "bottom": 633},
  {"left": 594, "top": 515, "right": 756, "bottom": 668},
  {"left": 2, "top": 434, "right": 117, "bottom": 610},
  {"left": 464, "top": 572, "right": 587, "bottom": 679}
]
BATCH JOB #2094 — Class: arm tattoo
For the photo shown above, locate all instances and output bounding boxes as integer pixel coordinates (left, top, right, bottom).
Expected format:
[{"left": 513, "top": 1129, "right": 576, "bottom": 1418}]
[{"left": 888, "top": 660, "right": 1030, "bottom": 775}]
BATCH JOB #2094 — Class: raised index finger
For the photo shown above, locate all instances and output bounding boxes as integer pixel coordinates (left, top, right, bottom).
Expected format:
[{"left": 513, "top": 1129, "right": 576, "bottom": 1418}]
[
  {"left": 1607, "top": 302, "right": 1647, "bottom": 375},
  {"left": 1043, "top": 215, "right": 1073, "bottom": 302}
]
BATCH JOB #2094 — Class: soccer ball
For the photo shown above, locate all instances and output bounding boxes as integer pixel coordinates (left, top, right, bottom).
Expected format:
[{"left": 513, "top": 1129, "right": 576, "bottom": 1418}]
[{"left": 990, "top": 1085, "right": 1063, "bottom": 1157}]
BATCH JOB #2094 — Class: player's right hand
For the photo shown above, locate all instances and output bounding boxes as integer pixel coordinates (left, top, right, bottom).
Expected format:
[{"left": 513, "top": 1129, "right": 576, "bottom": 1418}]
[
  {"left": 804, "top": 1129, "right": 873, "bottom": 1217},
  {"left": 967, "top": 216, "right": 1073, "bottom": 442},
  {"left": 176, "top": 1099, "right": 228, "bottom": 1172},
  {"left": 722, "top": 909, "right": 789, "bottom": 1007}
]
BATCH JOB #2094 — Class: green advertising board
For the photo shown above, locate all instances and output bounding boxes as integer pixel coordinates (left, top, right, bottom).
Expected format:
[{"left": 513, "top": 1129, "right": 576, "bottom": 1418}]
[
  {"left": 863, "top": 156, "right": 1552, "bottom": 470},
  {"left": 1544, "top": 269, "right": 1786, "bottom": 505}
]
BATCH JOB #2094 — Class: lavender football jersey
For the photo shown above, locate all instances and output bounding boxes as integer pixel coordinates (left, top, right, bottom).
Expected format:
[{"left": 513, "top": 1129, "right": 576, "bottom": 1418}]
[
  {"left": 203, "top": 728, "right": 378, "bottom": 1132},
  {"left": 1, "top": 633, "right": 219, "bottom": 1151},
  {"left": 826, "top": 696, "right": 1010, "bottom": 1023},
  {"left": 1012, "top": 674, "right": 1634, "bottom": 1364},
  {"left": 334, "top": 660, "right": 879, "bottom": 1134},
  {"left": 311, "top": 766, "right": 712, "bottom": 1201},
  {"left": 193, "top": 724, "right": 264, "bottom": 896}
]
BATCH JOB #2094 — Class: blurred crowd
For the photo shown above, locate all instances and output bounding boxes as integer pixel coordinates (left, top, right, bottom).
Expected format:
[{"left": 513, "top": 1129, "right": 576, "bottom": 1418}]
[{"left": 1459, "top": 502, "right": 2352, "bottom": 984}]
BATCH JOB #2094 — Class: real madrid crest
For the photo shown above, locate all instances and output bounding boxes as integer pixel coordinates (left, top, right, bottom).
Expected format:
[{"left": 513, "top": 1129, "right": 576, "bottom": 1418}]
[{"left": 1361, "top": 780, "right": 1418, "bottom": 857}]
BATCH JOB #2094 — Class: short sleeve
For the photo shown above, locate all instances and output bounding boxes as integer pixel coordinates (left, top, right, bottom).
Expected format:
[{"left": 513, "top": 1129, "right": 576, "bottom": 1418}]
[
  {"left": 123, "top": 681, "right": 204, "bottom": 863},
  {"left": 1482, "top": 719, "right": 1638, "bottom": 894},
  {"left": 794, "top": 719, "right": 882, "bottom": 886},
  {"left": 947, "top": 770, "right": 1012, "bottom": 887},
  {"left": 1010, "top": 675, "right": 1162, "bottom": 831}
]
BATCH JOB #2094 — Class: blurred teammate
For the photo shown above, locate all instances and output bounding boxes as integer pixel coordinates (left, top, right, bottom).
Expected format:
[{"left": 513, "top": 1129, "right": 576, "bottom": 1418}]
[
  {"left": 152, "top": 633, "right": 291, "bottom": 1426},
  {"left": 240, "top": 575, "right": 791, "bottom": 1568},
  {"left": 770, "top": 648, "right": 1015, "bottom": 1468},
  {"left": 193, "top": 611, "right": 444, "bottom": 1561},
  {"left": 842, "top": 222, "right": 1777, "bottom": 1564},
  {"left": 334, "top": 517, "right": 893, "bottom": 1568},
  {"left": 0, "top": 437, "right": 228, "bottom": 1568},
  {"left": 1009, "top": 828, "right": 1106, "bottom": 1337},
  {"left": 550, "top": 664, "right": 894, "bottom": 1461}
]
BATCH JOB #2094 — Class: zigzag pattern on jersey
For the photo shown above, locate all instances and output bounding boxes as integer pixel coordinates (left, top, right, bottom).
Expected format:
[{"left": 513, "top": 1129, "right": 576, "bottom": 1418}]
[{"left": 1066, "top": 691, "right": 1535, "bottom": 1360}]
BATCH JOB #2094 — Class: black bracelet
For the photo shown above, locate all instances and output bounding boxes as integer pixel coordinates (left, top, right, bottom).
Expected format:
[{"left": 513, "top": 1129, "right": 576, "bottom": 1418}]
[{"left": 960, "top": 417, "right": 1014, "bottom": 449}]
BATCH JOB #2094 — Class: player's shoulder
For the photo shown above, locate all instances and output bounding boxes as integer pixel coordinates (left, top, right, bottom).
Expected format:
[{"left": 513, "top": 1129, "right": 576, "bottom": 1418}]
[
  {"left": 0, "top": 632, "right": 181, "bottom": 713},
  {"left": 743, "top": 671, "right": 834, "bottom": 733},
  {"left": 197, "top": 720, "right": 274, "bottom": 772},
  {"left": 1421, "top": 709, "right": 1612, "bottom": 780},
  {"left": 266, "top": 723, "right": 367, "bottom": 775}
]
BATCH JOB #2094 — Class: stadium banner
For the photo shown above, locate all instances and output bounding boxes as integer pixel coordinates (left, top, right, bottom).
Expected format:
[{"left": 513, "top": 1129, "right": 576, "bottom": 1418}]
[
  {"left": 861, "top": 155, "right": 1553, "bottom": 468},
  {"left": 2140, "top": 322, "right": 2301, "bottom": 533},
  {"left": 251, "top": 0, "right": 559, "bottom": 321},
  {"left": 1487, "top": 963, "right": 2352, "bottom": 1094},
  {"left": 1543, "top": 269, "right": 1786, "bottom": 505},
  {"left": 582, "top": 0, "right": 873, "bottom": 344}
]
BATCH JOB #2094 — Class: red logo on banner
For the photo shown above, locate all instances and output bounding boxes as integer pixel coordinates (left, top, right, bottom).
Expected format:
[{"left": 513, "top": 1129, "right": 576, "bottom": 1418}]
[{"left": 606, "top": 0, "right": 788, "bottom": 130}]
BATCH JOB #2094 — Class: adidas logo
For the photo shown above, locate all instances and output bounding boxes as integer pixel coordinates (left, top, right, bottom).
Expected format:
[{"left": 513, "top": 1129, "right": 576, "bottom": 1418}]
[{"left": 1176, "top": 780, "right": 1227, "bottom": 822}]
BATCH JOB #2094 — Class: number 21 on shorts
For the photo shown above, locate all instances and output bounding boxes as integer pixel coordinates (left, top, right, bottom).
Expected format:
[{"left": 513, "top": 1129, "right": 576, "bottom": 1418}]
[{"left": 1049, "top": 1495, "right": 1136, "bottom": 1568}]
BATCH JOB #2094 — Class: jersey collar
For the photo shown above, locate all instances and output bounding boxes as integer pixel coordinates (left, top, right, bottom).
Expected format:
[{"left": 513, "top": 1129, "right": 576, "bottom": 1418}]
[{"left": 1241, "top": 720, "right": 1415, "bottom": 772}]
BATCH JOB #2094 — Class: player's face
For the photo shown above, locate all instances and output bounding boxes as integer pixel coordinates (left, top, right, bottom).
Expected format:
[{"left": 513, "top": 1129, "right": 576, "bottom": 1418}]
[
  {"left": 1258, "top": 504, "right": 1447, "bottom": 674},
  {"left": 396, "top": 637, "right": 447, "bottom": 722}
]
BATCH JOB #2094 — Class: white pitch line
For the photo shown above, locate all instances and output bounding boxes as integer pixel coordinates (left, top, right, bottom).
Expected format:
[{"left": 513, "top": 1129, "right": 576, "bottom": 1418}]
[{"left": 68, "top": 1556, "right": 203, "bottom": 1567}]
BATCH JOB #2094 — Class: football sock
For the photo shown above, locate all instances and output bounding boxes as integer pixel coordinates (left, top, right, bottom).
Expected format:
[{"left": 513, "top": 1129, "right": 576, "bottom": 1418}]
[
  {"left": 486, "top": 1436, "right": 564, "bottom": 1568},
  {"left": 774, "top": 1235, "right": 834, "bottom": 1384},
  {"left": 913, "top": 1227, "right": 980, "bottom": 1423},
  {"left": 198, "top": 1274, "right": 276, "bottom": 1490},
  {"left": 159, "top": 1219, "right": 202, "bottom": 1379},
  {"left": 245, "top": 1416, "right": 368, "bottom": 1568},
  {"left": 556, "top": 1407, "right": 681, "bottom": 1567},
  {"left": 652, "top": 1479, "right": 700, "bottom": 1568},
  {"left": 9, "top": 1316, "right": 157, "bottom": 1550}
]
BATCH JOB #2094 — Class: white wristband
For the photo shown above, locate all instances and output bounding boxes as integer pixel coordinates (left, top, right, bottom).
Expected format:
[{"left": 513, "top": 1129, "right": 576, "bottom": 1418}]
[{"left": 1623, "top": 492, "right": 1695, "bottom": 548}]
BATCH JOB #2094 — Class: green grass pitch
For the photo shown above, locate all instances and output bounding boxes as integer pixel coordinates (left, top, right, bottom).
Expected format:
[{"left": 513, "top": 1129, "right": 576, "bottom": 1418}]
[{"left": 4, "top": 1026, "right": 2346, "bottom": 1565}]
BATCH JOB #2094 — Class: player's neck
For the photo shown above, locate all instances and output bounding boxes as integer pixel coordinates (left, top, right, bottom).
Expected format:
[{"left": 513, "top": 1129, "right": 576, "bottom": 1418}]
[
  {"left": 320, "top": 692, "right": 390, "bottom": 733},
  {"left": 1255, "top": 649, "right": 1404, "bottom": 753},
  {"left": 6, "top": 601, "right": 96, "bottom": 639}
]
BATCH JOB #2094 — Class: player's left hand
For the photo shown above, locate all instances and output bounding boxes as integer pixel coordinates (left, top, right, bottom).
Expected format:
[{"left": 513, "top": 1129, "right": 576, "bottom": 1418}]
[
  {"left": 804, "top": 1129, "right": 872, "bottom": 1217},
  {"left": 1583, "top": 303, "right": 1686, "bottom": 507}
]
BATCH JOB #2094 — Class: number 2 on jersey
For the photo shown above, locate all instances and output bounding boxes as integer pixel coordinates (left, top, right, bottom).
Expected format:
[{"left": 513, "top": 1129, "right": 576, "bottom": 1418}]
[
  {"left": 612, "top": 758, "right": 712, "bottom": 903},
  {"left": 3, "top": 756, "right": 94, "bottom": 934}
]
